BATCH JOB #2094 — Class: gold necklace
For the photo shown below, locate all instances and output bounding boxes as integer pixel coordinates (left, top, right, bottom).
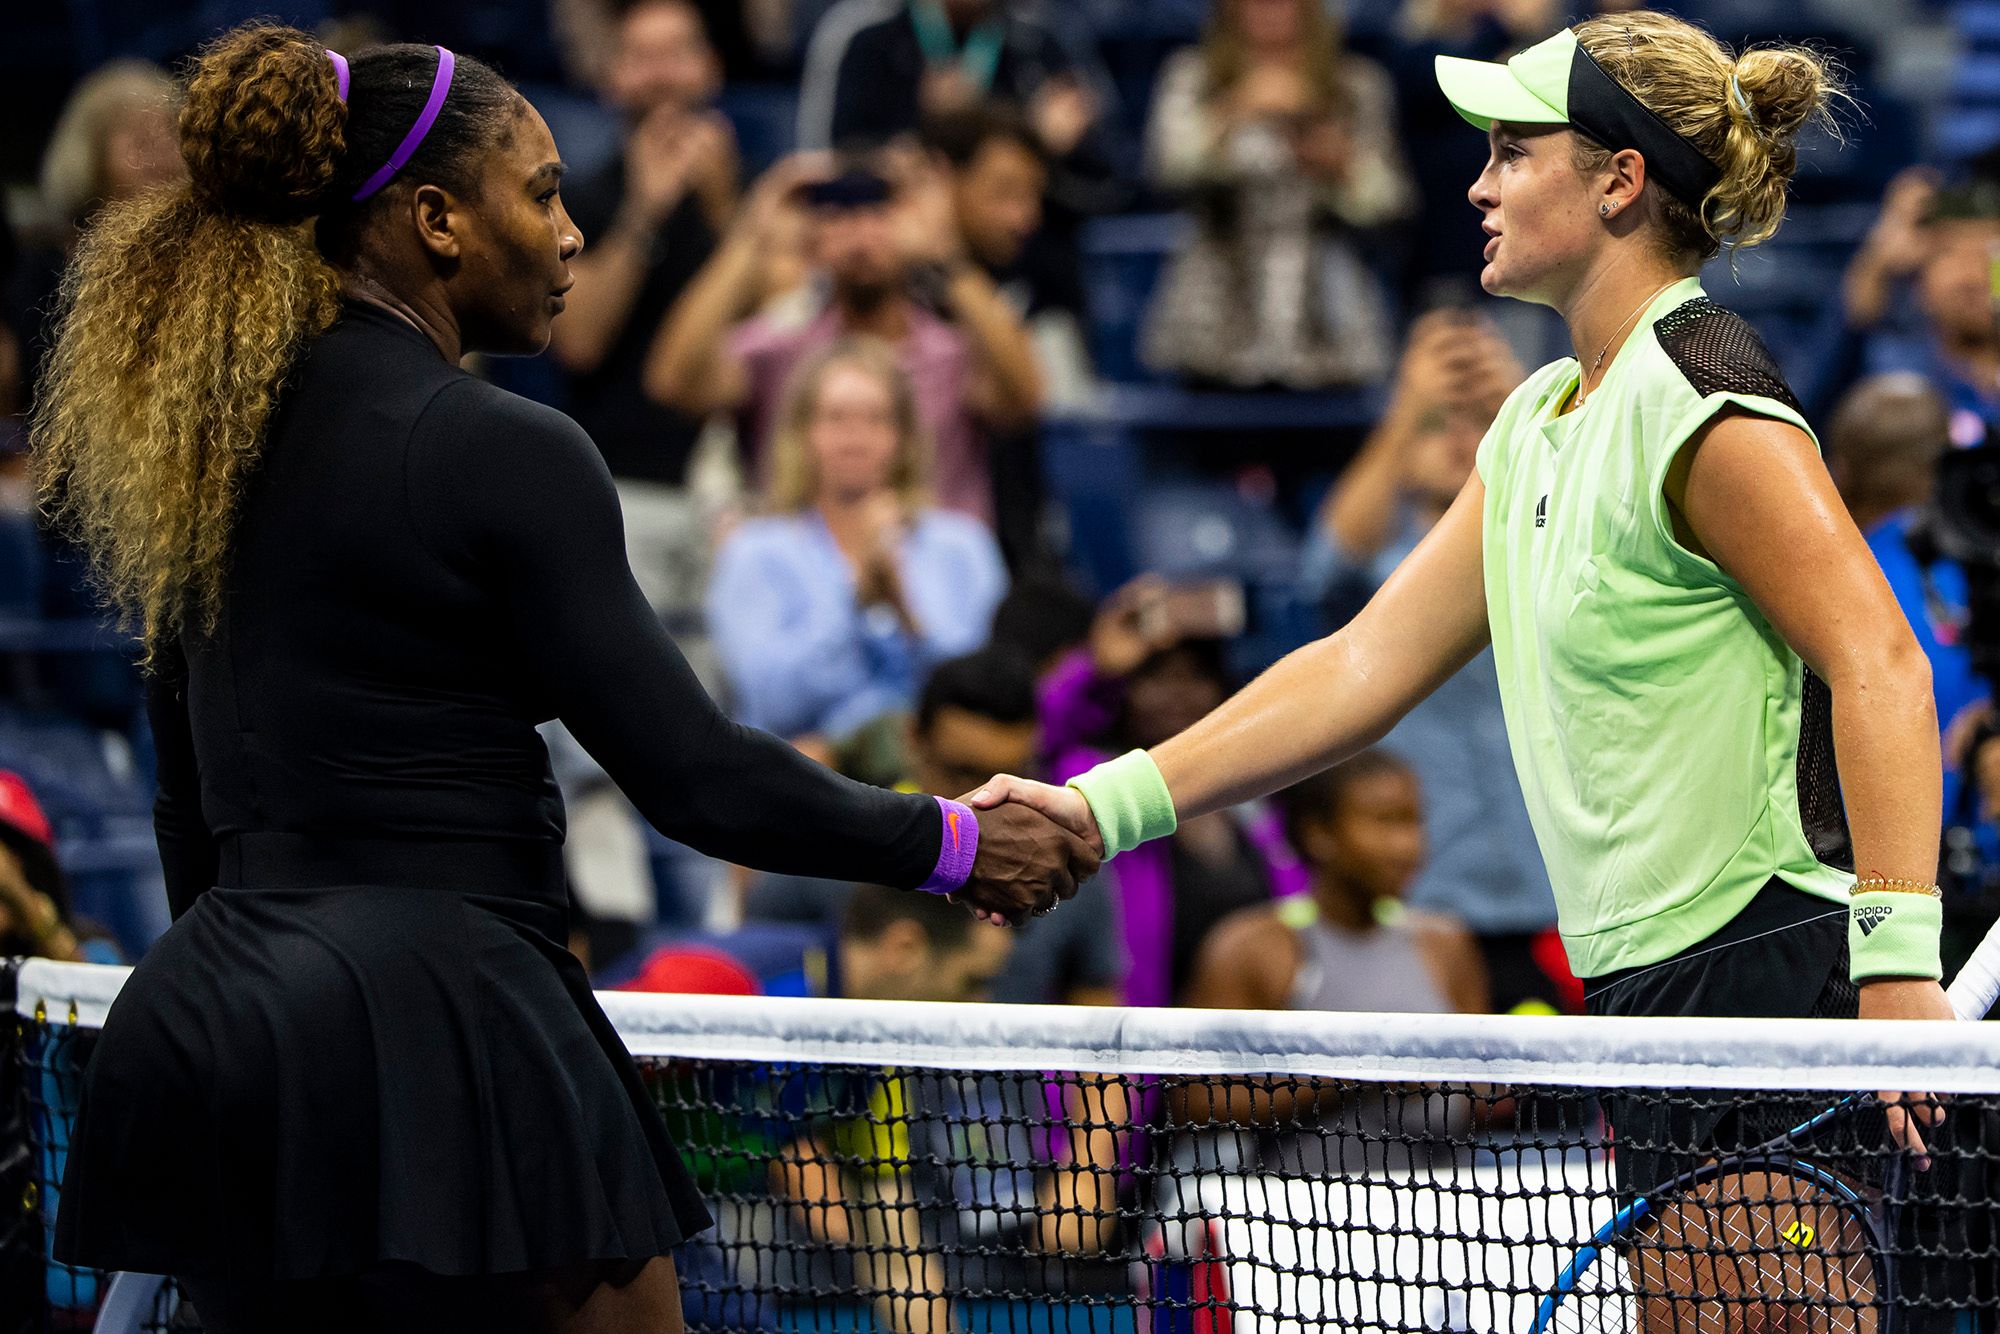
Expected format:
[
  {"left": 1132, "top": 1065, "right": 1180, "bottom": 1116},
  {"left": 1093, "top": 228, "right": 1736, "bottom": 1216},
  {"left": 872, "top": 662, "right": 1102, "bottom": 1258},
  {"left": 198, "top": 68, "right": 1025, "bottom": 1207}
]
[{"left": 1572, "top": 278, "right": 1680, "bottom": 409}]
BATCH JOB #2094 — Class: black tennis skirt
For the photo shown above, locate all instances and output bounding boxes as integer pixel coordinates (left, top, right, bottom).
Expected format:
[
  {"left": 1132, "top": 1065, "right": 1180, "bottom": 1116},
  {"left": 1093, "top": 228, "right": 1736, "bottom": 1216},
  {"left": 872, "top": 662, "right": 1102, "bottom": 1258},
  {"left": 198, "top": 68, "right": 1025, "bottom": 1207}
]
[
  {"left": 1583, "top": 877, "right": 1857, "bottom": 1195},
  {"left": 52, "top": 835, "right": 712, "bottom": 1283}
]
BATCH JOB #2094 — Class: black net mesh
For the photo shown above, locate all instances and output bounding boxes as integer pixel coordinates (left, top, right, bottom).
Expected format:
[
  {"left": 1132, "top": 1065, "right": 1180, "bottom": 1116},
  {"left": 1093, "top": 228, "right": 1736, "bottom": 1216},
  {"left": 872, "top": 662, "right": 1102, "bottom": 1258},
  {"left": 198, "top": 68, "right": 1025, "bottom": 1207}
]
[{"left": 6, "top": 962, "right": 1999, "bottom": 1334}]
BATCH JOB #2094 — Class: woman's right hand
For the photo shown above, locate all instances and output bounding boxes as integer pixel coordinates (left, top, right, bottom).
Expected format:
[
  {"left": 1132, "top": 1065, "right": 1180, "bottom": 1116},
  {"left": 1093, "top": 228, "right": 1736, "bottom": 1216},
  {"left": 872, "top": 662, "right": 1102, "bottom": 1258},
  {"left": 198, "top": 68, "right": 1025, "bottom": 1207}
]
[
  {"left": 966, "top": 775, "right": 1105, "bottom": 860},
  {"left": 1859, "top": 977, "right": 1953, "bottom": 1168},
  {"left": 950, "top": 801, "right": 1099, "bottom": 926}
]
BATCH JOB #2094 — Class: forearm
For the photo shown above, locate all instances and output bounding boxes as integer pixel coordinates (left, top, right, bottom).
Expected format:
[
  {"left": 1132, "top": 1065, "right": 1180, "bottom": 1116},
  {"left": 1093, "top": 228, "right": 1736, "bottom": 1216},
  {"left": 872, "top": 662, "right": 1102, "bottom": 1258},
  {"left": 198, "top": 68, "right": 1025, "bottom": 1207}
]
[
  {"left": 547, "top": 218, "right": 655, "bottom": 374},
  {"left": 853, "top": 1184, "right": 954, "bottom": 1334},
  {"left": 1152, "top": 623, "right": 1465, "bottom": 821},
  {"left": 1840, "top": 253, "right": 1896, "bottom": 332},
  {"left": 776, "top": 1135, "right": 854, "bottom": 1246},
  {"left": 642, "top": 234, "right": 759, "bottom": 410},
  {"left": 1321, "top": 405, "right": 1418, "bottom": 556},
  {"left": 1831, "top": 645, "right": 1942, "bottom": 883},
  {"left": 943, "top": 264, "right": 1044, "bottom": 427},
  {"left": 1169, "top": 1075, "right": 1343, "bottom": 1128},
  {"left": 556, "top": 590, "right": 941, "bottom": 884}
]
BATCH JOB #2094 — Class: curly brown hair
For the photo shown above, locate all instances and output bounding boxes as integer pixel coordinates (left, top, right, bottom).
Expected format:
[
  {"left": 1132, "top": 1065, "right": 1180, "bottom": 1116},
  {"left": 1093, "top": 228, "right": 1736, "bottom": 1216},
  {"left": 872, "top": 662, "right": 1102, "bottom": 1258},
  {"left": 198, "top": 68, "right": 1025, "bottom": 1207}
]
[{"left": 30, "top": 24, "right": 517, "bottom": 657}]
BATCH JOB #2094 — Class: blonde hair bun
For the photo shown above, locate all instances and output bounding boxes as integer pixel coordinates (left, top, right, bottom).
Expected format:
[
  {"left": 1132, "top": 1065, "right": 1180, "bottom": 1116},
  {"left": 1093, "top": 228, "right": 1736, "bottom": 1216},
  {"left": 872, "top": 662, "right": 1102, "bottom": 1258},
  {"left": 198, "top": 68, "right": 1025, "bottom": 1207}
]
[{"left": 1574, "top": 13, "right": 1845, "bottom": 257}]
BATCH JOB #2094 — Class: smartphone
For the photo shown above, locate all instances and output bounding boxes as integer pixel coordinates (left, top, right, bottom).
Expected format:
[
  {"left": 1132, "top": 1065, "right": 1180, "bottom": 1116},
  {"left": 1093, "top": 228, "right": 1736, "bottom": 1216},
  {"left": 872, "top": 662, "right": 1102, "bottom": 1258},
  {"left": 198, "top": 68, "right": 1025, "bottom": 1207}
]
[{"left": 1140, "top": 579, "right": 1248, "bottom": 642}]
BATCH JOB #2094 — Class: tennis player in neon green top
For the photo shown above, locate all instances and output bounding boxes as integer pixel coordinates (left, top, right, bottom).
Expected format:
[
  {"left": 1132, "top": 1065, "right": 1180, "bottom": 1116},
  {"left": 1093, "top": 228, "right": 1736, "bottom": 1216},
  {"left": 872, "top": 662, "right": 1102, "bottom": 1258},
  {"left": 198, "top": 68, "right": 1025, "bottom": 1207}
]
[{"left": 973, "top": 11, "right": 1953, "bottom": 1163}]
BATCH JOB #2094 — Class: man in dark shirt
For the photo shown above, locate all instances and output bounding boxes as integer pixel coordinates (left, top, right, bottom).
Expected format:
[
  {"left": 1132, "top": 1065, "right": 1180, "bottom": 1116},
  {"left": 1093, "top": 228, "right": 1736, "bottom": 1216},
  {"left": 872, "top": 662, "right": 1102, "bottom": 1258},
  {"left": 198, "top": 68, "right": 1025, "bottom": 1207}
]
[
  {"left": 549, "top": 0, "right": 740, "bottom": 608},
  {"left": 796, "top": 0, "right": 1127, "bottom": 216}
]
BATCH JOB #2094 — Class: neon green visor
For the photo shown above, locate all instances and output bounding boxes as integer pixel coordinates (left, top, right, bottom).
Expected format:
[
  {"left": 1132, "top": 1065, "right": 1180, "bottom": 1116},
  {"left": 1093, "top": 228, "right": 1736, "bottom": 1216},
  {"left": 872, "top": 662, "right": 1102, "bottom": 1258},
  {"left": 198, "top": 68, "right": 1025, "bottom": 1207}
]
[
  {"left": 1434, "top": 28, "right": 1722, "bottom": 206},
  {"left": 1435, "top": 28, "right": 1578, "bottom": 130}
]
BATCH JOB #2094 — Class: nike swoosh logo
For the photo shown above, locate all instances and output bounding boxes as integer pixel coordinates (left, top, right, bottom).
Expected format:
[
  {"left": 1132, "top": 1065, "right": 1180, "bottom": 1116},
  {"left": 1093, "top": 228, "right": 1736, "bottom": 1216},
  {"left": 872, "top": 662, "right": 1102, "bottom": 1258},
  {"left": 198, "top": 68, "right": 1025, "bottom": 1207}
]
[{"left": 948, "top": 811, "right": 961, "bottom": 851}]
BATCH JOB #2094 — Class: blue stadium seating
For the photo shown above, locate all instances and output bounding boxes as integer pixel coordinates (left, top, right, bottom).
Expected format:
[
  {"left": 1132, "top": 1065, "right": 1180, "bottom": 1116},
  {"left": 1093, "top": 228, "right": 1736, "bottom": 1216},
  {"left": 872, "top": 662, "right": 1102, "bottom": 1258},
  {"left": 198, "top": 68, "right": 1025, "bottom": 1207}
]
[
  {"left": 1079, "top": 213, "right": 1186, "bottom": 384},
  {"left": 0, "top": 513, "right": 46, "bottom": 619},
  {"left": 720, "top": 85, "right": 803, "bottom": 179},
  {"left": 0, "top": 704, "right": 162, "bottom": 954}
]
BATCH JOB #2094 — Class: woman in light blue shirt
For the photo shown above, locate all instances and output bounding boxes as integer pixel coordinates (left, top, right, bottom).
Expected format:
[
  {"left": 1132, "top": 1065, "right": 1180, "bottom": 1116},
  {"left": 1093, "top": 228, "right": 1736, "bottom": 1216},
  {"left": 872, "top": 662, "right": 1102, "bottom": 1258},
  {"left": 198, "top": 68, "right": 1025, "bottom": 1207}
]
[{"left": 708, "top": 337, "right": 1008, "bottom": 743}]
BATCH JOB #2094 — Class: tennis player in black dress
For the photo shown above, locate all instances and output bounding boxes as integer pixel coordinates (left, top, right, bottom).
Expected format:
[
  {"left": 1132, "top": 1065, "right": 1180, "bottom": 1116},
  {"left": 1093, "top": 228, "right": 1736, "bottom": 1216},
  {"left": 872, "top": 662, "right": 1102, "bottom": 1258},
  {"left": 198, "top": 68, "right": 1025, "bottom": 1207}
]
[{"left": 31, "top": 25, "right": 1095, "bottom": 1333}]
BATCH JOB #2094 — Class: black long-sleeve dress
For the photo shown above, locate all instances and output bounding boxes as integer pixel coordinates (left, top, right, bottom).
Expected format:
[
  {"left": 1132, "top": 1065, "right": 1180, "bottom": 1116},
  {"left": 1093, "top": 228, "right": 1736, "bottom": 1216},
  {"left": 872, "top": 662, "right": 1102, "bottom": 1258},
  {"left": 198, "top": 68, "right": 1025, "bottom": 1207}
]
[{"left": 53, "top": 301, "right": 951, "bottom": 1282}]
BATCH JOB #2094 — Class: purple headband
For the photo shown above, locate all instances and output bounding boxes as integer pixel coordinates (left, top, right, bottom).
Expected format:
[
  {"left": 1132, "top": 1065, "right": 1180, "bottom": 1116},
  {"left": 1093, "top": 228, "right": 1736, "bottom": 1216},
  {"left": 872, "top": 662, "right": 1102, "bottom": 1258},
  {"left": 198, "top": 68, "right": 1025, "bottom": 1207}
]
[
  {"left": 326, "top": 49, "right": 350, "bottom": 102},
  {"left": 350, "top": 45, "right": 456, "bottom": 204}
]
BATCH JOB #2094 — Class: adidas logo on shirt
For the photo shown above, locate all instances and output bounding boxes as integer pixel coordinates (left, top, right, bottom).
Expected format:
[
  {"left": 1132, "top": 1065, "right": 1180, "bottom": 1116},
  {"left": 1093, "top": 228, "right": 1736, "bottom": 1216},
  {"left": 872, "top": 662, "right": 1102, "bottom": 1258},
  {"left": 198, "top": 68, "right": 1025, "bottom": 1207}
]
[
  {"left": 1854, "top": 905, "right": 1894, "bottom": 937},
  {"left": 1535, "top": 495, "right": 1548, "bottom": 529}
]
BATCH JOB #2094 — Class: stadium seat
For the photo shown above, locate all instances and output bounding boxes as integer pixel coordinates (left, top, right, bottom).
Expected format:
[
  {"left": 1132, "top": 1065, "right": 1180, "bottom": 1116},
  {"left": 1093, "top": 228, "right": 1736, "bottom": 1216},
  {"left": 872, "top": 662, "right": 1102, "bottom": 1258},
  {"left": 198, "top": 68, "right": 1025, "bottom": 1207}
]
[
  {"left": 1936, "top": 107, "right": 2000, "bottom": 161},
  {"left": 525, "top": 83, "right": 620, "bottom": 182},
  {"left": 1957, "top": 1, "right": 2000, "bottom": 51},
  {"left": 0, "top": 513, "right": 45, "bottom": 618},
  {"left": 719, "top": 84, "right": 803, "bottom": 179},
  {"left": 1132, "top": 481, "right": 1299, "bottom": 585},
  {"left": 1080, "top": 213, "right": 1188, "bottom": 384},
  {"left": 1957, "top": 51, "right": 2000, "bottom": 103}
]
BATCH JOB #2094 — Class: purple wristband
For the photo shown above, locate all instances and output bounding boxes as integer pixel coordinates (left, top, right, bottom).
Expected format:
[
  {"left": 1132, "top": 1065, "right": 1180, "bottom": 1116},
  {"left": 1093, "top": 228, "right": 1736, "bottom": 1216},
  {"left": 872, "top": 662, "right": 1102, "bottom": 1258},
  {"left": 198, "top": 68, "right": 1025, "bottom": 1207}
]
[
  {"left": 918, "top": 796, "right": 979, "bottom": 894},
  {"left": 327, "top": 50, "right": 350, "bottom": 103}
]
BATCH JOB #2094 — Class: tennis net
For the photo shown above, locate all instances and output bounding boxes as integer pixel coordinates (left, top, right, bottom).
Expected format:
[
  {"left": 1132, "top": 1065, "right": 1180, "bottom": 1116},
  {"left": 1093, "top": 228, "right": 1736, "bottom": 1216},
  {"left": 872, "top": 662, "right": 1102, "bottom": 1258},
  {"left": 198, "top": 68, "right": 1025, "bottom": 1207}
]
[{"left": 7, "top": 956, "right": 2000, "bottom": 1334}]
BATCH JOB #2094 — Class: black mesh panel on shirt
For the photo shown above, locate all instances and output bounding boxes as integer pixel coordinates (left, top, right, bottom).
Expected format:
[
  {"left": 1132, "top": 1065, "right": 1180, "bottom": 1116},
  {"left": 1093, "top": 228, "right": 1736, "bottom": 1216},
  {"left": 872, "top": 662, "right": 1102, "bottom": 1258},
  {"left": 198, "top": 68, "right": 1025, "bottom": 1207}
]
[
  {"left": 1656, "top": 299, "right": 1849, "bottom": 870},
  {"left": 1652, "top": 297, "right": 1804, "bottom": 415},
  {"left": 1798, "top": 667, "right": 1854, "bottom": 872}
]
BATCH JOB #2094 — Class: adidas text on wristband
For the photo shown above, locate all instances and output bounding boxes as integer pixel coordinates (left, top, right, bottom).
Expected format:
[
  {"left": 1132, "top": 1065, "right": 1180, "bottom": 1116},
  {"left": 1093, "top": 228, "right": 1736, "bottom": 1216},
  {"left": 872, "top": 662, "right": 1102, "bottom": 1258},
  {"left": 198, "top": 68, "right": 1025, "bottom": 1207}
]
[
  {"left": 1067, "top": 749, "right": 1177, "bottom": 861},
  {"left": 1847, "top": 890, "right": 1943, "bottom": 985}
]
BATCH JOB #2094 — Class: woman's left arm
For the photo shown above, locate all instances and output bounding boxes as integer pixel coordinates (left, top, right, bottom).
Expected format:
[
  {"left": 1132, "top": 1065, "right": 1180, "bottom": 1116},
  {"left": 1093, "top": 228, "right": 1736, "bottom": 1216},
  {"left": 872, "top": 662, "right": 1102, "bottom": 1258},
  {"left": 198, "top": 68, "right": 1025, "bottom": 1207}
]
[
  {"left": 1667, "top": 410, "right": 1940, "bottom": 901},
  {"left": 1669, "top": 410, "right": 1954, "bottom": 1154}
]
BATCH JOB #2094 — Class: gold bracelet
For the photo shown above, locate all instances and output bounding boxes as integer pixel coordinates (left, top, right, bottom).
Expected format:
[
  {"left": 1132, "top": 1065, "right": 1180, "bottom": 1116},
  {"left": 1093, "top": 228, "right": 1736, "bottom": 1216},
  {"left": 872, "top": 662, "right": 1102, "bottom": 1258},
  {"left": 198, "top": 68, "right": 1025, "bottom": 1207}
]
[{"left": 1852, "top": 876, "right": 1943, "bottom": 898}]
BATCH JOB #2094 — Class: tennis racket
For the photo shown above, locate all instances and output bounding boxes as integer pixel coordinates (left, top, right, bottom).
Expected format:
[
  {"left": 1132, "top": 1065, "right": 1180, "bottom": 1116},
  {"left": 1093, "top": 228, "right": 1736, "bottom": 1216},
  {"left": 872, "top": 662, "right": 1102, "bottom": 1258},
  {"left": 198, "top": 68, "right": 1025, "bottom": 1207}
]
[{"left": 1530, "top": 916, "right": 2000, "bottom": 1334}]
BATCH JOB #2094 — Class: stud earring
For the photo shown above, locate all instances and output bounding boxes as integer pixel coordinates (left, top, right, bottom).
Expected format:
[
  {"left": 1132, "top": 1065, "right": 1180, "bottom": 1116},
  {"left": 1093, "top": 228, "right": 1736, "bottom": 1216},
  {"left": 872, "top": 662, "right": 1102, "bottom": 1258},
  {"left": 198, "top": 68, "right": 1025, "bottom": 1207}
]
[{"left": 1600, "top": 203, "right": 1614, "bottom": 217}]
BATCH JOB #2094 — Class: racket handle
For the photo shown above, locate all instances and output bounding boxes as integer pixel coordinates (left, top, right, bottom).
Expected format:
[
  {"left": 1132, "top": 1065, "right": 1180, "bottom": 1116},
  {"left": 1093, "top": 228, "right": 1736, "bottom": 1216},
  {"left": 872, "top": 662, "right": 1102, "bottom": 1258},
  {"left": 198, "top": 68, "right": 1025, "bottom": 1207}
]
[{"left": 1946, "top": 912, "right": 2000, "bottom": 1020}]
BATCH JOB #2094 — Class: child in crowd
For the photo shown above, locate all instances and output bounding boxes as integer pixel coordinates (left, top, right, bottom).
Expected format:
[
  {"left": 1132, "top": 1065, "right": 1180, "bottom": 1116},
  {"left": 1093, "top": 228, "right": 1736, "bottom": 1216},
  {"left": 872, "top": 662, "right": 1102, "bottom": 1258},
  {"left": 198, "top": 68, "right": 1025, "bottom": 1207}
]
[{"left": 1185, "top": 749, "right": 1486, "bottom": 1015}]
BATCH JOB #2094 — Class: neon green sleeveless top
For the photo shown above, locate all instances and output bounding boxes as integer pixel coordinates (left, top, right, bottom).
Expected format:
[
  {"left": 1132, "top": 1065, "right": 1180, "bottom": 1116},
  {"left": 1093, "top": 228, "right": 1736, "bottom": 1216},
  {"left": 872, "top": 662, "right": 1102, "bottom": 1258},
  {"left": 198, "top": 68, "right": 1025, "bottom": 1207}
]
[{"left": 1477, "top": 277, "right": 1853, "bottom": 978}]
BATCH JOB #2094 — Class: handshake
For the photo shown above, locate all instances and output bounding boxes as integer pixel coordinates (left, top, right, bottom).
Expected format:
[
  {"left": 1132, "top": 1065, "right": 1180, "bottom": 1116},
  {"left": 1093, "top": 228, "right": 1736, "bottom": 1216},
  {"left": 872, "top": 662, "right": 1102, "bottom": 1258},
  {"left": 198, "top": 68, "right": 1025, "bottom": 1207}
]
[{"left": 946, "top": 777, "right": 1106, "bottom": 927}]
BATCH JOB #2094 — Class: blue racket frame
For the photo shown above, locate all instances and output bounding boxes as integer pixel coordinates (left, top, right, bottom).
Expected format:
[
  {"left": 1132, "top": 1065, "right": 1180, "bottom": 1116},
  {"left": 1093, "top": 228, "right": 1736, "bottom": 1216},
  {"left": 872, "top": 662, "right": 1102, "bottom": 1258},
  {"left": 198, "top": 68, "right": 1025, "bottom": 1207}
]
[{"left": 1530, "top": 1100, "right": 1901, "bottom": 1334}]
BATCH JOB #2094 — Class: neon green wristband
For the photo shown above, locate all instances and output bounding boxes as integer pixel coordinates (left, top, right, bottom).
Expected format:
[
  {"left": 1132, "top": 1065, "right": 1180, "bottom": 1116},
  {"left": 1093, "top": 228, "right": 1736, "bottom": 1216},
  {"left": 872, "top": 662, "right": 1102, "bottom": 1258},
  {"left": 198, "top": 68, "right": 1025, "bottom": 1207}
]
[
  {"left": 1068, "top": 750, "right": 1177, "bottom": 860},
  {"left": 1847, "top": 890, "right": 1943, "bottom": 985}
]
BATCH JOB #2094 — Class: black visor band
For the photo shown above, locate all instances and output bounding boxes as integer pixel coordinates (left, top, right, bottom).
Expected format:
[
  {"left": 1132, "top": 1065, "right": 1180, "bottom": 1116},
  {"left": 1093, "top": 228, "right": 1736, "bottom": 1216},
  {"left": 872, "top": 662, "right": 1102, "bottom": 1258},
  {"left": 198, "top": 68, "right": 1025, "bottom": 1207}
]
[{"left": 1567, "top": 45, "right": 1723, "bottom": 211}]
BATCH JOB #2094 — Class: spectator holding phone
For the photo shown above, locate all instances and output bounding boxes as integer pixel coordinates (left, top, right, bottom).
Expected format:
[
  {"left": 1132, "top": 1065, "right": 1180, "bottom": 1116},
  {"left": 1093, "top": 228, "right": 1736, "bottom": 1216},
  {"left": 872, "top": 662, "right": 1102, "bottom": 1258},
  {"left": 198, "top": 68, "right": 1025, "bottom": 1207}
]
[
  {"left": 920, "top": 104, "right": 1095, "bottom": 405},
  {"left": 1300, "top": 312, "right": 1570, "bottom": 1013},
  {"left": 548, "top": 0, "right": 738, "bottom": 555},
  {"left": 706, "top": 338, "right": 1007, "bottom": 746},
  {"left": 1039, "top": 578, "right": 1302, "bottom": 1006},
  {"left": 1805, "top": 169, "right": 2000, "bottom": 440},
  {"left": 648, "top": 152, "right": 1042, "bottom": 525},
  {"left": 796, "top": 0, "right": 1125, "bottom": 216}
]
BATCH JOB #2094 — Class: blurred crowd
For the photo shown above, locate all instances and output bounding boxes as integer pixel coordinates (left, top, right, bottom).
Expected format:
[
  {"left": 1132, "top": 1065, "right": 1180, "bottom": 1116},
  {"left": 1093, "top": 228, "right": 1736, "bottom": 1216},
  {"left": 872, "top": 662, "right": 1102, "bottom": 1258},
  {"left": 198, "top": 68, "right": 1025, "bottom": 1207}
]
[
  {"left": 5, "top": 0, "right": 2000, "bottom": 1001},
  {"left": 12, "top": 0, "right": 2000, "bottom": 1311},
  {"left": 4, "top": 0, "right": 1999, "bottom": 989}
]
